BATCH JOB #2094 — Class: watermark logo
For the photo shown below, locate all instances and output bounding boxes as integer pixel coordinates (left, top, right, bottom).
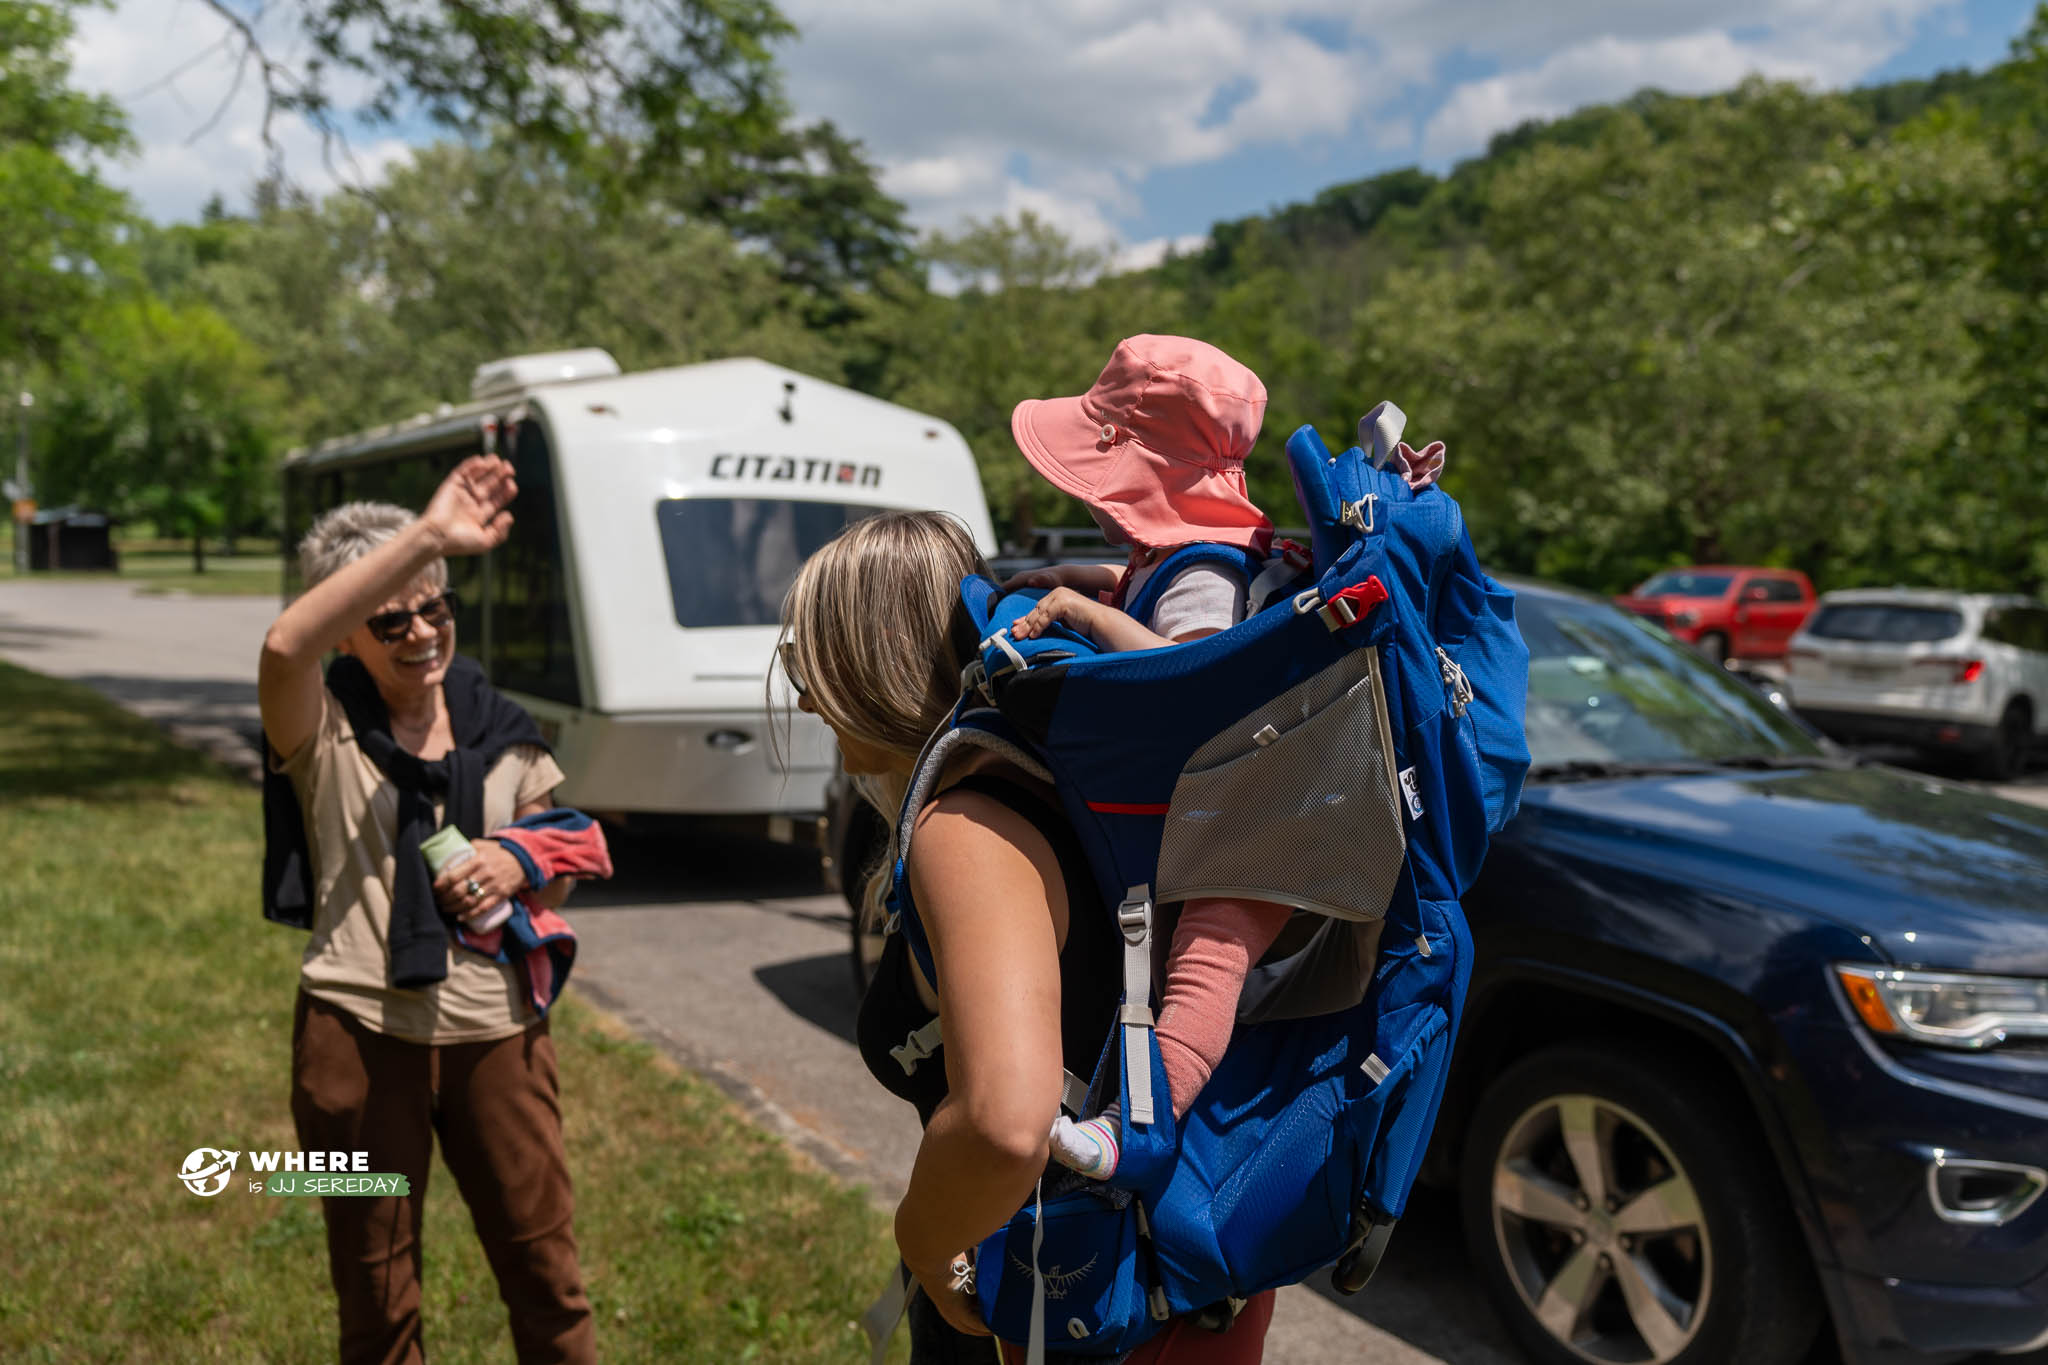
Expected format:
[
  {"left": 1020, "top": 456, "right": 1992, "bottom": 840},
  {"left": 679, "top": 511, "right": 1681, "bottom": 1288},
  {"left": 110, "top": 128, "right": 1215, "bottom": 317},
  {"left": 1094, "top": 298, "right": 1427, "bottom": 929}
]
[
  {"left": 178, "top": 1148, "right": 242, "bottom": 1197},
  {"left": 177, "top": 1146, "right": 412, "bottom": 1198}
]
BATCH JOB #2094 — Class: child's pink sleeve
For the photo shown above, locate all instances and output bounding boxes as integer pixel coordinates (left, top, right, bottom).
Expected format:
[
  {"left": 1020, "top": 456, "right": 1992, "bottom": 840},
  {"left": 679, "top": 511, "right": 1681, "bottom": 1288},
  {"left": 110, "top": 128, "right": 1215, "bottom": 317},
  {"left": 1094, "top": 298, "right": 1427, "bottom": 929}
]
[{"left": 1155, "top": 897, "right": 1293, "bottom": 1117}]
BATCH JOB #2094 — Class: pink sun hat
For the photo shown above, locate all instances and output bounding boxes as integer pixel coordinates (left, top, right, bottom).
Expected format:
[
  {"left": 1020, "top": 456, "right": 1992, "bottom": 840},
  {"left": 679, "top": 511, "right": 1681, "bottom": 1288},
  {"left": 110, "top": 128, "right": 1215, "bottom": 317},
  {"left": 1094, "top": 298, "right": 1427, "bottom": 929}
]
[{"left": 1011, "top": 335, "right": 1273, "bottom": 551}]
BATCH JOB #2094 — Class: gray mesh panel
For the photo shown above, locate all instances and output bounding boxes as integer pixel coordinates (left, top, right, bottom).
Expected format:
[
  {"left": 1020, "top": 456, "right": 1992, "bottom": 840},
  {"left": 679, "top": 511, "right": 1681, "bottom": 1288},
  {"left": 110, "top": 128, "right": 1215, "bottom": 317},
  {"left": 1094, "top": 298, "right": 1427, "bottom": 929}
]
[{"left": 1156, "top": 647, "right": 1406, "bottom": 922}]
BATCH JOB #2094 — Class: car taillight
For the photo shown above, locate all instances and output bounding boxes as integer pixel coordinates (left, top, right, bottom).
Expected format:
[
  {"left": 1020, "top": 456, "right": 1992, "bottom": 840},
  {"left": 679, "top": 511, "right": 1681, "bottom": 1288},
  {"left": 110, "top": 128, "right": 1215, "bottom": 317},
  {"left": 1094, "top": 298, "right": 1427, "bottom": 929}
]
[{"left": 1955, "top": 659, "right": 1984, "bottom": 684}]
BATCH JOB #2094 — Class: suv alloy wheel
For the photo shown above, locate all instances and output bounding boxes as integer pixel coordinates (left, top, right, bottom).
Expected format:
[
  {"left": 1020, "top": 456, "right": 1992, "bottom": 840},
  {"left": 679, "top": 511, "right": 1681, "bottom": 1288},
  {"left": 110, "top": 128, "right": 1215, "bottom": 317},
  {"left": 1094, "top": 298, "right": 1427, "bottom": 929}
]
[{"left": 1461, "top": 1044, "right": 1820, "bottom": 1365}]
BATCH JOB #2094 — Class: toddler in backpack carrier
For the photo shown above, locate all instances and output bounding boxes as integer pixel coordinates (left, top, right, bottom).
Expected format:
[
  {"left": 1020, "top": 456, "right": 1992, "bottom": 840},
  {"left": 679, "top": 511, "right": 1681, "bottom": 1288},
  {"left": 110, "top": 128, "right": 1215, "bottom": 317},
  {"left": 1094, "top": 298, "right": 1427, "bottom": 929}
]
[{"left": 1001, "top": 337, "right": 1449, "bottom": 1185}]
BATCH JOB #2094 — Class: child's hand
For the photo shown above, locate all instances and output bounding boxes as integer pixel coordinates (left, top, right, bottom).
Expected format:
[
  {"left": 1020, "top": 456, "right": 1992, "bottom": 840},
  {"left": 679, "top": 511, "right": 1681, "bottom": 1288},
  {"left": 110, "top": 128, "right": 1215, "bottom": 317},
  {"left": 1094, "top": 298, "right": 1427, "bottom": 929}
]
[
  {"left": 1007, "top": 587, "right": 1103, "bottom": 642},
  {"left": 998, "top": 561, "right": 1121, "bottom": 596},
  {"left": 1009, "top": 586, "right": 1179, "bottom": 653}
]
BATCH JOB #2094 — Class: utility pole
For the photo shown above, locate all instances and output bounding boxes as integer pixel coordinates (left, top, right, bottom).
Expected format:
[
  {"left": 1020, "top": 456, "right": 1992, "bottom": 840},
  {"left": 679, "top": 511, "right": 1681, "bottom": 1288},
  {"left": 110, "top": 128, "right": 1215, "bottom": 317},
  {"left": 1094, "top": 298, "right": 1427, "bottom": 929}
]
[{"left": 10, "top": 390, "right": 30, "bottom": 574}]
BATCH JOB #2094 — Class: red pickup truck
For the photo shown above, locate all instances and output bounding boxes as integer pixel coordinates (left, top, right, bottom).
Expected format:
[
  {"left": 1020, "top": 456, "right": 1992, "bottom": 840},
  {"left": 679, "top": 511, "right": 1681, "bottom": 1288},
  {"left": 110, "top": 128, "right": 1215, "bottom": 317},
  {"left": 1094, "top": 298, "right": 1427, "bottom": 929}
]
[{"left": 1614, "top": 566, "right": 1816, "bottom": 663}]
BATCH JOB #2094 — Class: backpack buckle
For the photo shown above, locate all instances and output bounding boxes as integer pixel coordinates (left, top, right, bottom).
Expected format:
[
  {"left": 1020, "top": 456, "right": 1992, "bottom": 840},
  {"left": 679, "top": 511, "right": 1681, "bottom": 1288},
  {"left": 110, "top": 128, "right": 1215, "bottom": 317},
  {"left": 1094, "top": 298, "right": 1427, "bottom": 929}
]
[
  {"left": 1339, "top": 494, "right": 1377, "bottom": 534},
  {"left": 1436, "top": 646, "right": 1474, "bottom": 717},
  {"left": 1116, "top": 890, "right": 1152, "bottom": 943},
  {"left": 959, "top": 657, "right": 994, "bottom": 707},
  {"left": 1314, "top": 577, "right": 1391, "bottom": 633},
  {"left": 982, "top": 630, "right": 1028, "bottom": 678}
]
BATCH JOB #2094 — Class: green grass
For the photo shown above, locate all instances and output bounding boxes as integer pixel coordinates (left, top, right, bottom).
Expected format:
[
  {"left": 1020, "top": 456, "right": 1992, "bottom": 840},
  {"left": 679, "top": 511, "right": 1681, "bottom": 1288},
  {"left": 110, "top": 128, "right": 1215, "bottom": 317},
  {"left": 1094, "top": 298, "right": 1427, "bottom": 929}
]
[
  {"left": 0, "top": 541, "right": 282, "bottom": 596},
  {"left": 0, "top": 661, "right": 899, "bottom": 1362}
]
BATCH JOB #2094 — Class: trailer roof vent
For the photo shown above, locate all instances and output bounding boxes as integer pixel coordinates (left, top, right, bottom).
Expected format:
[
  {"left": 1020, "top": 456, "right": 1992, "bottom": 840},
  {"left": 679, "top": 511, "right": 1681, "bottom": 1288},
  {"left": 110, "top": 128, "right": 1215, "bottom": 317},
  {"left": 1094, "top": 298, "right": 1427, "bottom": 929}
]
[{"left": 470, "top": 348, "right": 621, "bottom": 400}]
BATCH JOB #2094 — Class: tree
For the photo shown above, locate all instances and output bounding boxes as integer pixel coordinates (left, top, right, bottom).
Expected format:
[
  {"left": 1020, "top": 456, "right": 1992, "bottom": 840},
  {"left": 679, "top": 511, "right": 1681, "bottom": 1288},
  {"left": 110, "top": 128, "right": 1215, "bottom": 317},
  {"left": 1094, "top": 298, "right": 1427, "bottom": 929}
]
[
  {"left": 179, "top": 139, "right": 855, "bottom": 448},
  {"left": 1948, "top": 3, "right": 2048, "bottom": 588},
  {"left": 1348, "top": 80, "right": 2002, "bottom": 592},
  {"left": 37, "top": 297, "right": 282, "bottom": 568},
  {"left": 866, "top": 214, "right": 1189, "bottom": 542},
  {"left": 181, "top": 0, "right": 908, "bottom": 305},
  {"left": 0, "top": 0, "right": 131, "bottom": 368}
]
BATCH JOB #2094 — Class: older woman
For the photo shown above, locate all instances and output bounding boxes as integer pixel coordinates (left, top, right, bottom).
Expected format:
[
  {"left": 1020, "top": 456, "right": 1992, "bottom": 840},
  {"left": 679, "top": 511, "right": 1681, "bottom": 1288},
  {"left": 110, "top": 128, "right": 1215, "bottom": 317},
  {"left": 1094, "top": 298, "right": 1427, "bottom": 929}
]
[
  {"left": 258, "top": 456, "right": 593, "bottom": 1365},
  {"left": 779, "top": 510, "right": 1273, "bottom": 1364}
]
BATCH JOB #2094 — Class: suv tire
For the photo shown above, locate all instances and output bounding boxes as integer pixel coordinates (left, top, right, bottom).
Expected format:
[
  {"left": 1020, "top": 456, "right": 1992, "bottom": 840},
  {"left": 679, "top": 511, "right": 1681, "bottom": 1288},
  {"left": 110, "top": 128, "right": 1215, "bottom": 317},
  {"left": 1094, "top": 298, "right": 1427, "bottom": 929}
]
[
  {"left": 1977, "top": 700, "right": 2032, "bottom": 782},
  {"left": 1695, "top": 632, "right": 1729, "bottom": 666},
  {"left": 1460, "top": 1043, "right": 1820, "bottom": 1365}
]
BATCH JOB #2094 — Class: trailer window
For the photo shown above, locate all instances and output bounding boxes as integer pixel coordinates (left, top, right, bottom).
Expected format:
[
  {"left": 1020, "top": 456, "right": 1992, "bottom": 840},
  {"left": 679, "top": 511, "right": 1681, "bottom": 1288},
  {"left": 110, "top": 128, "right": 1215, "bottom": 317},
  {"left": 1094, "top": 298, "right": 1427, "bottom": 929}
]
[
  {"left": 490, "top": 421, "right": 582, "bottom": 705},
  {"left": 657, "top": 498, "right": 876, "bottom": 628}
]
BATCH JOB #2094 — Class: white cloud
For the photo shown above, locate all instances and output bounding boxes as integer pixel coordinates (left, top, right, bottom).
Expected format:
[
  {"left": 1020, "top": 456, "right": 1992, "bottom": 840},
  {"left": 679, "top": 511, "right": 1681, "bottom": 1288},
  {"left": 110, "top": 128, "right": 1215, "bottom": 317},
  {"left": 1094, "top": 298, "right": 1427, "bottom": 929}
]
[
  {"left": 72, "top": 0, "right": 412, "bottom": 221},
  {"left": 777, "top": 0, "right": 1407, "bottom": 251},
  {"left": 1113, "top": 233, "right": 1210, "bottom": 274},
  {"left": 72, "top": 0, "right": 1980, "bottom": 249},
  {"left": 778, "top": 0, "right": 1965, "bottom": 251},
  {"left": 1419, "top": 5, "right": 1950, "bottom": 160}
]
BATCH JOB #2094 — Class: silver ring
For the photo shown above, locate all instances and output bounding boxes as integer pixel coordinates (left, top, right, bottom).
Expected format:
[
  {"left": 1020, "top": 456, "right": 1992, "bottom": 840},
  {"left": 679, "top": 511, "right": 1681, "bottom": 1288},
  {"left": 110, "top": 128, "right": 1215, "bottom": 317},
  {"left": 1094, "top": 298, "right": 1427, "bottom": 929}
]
[{"left": 465, "top": 878, "right": 483, "bottom": 898}]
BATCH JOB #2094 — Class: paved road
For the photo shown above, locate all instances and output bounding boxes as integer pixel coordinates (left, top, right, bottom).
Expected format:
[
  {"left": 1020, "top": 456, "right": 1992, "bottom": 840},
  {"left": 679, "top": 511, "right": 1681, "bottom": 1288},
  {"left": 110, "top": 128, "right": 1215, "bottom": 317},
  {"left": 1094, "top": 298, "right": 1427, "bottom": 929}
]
[
  {"left": 7, "top": 579, "right": 2045, "bottom": 1365},
  {"left": 0, "top": 580, "right": 278, "bottom": 778}
]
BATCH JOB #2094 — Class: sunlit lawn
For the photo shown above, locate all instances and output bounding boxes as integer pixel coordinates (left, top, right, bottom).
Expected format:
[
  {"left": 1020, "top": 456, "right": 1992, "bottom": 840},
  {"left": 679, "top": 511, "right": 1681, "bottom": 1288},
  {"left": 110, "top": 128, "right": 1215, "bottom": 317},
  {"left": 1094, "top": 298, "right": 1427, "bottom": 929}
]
[
  {"left": 0, "top": 538, "right": 282, "bottom": 596},
  {"left": 0, "top": 661, "right": 899, "bottom": 1362}
]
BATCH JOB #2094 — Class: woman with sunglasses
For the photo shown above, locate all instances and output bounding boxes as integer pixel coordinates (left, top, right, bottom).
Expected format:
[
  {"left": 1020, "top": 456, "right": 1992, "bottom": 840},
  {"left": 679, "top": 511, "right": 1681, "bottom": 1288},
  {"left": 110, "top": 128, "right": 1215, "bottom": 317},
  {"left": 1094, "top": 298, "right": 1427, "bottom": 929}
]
[
  {"left": 258, "top": 455, "right": 595, "bottom": 1365},
  {"left": 779, "top": 511, "right": 1274, "bottom": 1364}
]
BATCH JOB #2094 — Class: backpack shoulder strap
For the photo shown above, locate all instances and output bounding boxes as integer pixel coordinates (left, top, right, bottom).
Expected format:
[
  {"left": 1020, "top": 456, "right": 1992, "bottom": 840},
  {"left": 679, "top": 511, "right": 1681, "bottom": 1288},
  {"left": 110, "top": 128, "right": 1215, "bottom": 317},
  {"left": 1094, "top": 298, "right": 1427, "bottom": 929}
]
[
  {"left": 888, "top": 712, "right": 1054, "bottom": 987},
  {"left": 1120, "top": 542, "right": 1265, "bottom": 627}
]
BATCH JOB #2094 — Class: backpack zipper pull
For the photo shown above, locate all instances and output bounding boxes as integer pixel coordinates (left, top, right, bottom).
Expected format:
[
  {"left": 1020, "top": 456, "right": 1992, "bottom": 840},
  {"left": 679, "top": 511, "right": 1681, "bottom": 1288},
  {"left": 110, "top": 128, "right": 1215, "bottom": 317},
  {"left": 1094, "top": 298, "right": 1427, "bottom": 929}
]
[{"left": 1436, "top": 647, "right": 1474, "bottom": 717}]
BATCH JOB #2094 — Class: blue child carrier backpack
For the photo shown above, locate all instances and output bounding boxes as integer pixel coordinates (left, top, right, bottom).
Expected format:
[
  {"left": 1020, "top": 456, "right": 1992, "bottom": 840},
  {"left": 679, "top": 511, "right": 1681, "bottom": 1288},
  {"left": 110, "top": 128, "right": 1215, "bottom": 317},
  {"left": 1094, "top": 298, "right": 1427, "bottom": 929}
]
[{"left": 869, "top": 403, "right": 1530, "bottom": 1363}]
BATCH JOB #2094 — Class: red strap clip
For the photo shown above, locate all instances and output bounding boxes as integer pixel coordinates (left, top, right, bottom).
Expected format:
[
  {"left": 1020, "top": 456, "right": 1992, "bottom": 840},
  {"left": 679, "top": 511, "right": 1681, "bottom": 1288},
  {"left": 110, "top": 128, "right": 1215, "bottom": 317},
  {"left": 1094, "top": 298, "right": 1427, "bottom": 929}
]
[
  {"left": 1315, "top": 575, "right": 1389, "bottom": 631},
  {"left": 1277, "top": 538, "right": 1313, "bottom": 571}
]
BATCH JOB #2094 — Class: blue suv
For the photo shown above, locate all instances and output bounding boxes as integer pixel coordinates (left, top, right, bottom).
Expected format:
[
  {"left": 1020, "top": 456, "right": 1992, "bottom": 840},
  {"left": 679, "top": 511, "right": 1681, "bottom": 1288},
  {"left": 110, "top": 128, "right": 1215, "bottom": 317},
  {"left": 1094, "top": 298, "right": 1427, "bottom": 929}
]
[{"left": 1445, "top": 582, "right": 2048, "bottom": 1365}]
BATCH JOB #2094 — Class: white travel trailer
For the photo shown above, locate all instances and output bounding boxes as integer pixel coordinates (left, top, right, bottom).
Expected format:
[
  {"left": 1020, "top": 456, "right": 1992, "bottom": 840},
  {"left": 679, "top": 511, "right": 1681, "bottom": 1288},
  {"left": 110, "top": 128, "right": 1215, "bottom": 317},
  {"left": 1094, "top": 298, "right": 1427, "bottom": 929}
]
[{"left": 280, "top": 348, "right": 995, "bottom": 836}]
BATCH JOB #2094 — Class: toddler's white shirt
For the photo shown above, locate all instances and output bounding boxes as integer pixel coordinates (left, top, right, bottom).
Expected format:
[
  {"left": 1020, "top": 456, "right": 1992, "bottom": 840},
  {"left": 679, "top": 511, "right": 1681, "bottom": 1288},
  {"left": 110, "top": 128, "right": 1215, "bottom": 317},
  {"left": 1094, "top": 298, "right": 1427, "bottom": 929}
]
[{"left": 1122, "top": 559, "right": 1248, "bottom": 641}]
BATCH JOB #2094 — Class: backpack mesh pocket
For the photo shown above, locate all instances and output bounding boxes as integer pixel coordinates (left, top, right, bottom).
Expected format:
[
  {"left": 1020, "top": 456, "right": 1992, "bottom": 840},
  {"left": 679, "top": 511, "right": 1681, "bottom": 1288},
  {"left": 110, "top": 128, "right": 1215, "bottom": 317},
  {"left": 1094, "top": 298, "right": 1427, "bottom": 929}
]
[{"left": 1156, "top": 646, "right": 1406, "bottom": 922}]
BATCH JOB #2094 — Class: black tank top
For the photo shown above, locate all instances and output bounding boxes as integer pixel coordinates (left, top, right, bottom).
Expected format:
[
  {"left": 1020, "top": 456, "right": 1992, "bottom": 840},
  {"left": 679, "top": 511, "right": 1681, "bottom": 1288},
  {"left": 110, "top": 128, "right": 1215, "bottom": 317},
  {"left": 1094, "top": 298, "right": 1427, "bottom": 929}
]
[
  {"left": 856, "top": 772, "right": 1120, "bottom": 1128},
  {"left": 856, "top": 774, "right": 1132, "bottom": 1364}
]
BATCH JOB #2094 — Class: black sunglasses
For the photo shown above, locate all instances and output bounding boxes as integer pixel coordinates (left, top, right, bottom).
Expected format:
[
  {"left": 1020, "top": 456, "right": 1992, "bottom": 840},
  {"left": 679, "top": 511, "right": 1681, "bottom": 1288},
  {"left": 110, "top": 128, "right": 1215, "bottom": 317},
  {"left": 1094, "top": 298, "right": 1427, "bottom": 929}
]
[
  {"left": 778, "top": 641, "right": 807, "bottom": 698},
  {"left": 366, "top": 592, "right": 455, "bottom": 645}
]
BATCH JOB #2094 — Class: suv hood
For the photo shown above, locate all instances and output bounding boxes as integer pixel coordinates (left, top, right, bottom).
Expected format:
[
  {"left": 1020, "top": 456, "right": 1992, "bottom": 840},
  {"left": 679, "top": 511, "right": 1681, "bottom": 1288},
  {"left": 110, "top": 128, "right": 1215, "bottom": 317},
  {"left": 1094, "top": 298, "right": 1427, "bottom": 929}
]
[{"left": 1518, "top": 765, "right": 2048, "bottom": 974}]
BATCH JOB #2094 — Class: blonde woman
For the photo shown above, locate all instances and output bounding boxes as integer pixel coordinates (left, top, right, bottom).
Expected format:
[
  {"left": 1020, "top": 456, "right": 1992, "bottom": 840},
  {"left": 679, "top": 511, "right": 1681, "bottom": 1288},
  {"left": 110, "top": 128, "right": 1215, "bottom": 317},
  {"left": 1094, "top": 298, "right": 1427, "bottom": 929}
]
[
  {"left": 258, "top": 456, "right": 593, "bottom": 1365},
  {"left": 779, "top": 510, "right": 1272, "bottom": 1364}
]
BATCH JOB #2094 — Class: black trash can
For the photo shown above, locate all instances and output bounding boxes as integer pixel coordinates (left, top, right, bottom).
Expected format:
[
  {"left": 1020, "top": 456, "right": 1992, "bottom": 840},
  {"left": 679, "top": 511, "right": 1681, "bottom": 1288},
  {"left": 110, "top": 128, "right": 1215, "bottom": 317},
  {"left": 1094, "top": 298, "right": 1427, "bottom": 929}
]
[{"left": 27, "top": 507, "right": 118, "bottom": 571}]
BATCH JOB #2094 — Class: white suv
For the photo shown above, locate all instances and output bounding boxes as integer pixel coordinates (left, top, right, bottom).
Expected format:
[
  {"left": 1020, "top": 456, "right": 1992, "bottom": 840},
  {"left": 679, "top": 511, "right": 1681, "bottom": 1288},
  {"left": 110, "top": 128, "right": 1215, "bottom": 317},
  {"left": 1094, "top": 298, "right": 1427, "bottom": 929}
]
[{"left": 1785, "top": 590, "right": 2048, "bottom": 778}]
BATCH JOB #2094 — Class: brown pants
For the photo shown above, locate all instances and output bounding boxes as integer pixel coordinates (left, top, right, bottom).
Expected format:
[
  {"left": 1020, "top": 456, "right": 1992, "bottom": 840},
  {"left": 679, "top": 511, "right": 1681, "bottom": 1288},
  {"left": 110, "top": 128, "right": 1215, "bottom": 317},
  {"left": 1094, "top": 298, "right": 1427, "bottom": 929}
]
[{"left": 290, "top": 992, "right": 596, "bottom": 1365}]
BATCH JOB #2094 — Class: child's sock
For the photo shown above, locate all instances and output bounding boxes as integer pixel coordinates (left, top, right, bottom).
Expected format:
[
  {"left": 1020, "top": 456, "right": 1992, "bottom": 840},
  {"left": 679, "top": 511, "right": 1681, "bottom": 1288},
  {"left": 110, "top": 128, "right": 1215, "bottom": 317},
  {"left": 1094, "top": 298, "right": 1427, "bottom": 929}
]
[{"left": 1049, "top": 1113, "right": 1121, "bottom": 1180}]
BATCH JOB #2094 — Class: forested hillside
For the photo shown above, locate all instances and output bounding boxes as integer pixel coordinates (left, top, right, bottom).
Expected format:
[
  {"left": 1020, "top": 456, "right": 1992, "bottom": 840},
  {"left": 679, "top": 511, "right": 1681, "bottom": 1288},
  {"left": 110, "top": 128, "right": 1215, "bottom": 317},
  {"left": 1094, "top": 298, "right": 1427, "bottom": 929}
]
[{"left": 10, "top": 0, "right": 2048, "bottom": 594}]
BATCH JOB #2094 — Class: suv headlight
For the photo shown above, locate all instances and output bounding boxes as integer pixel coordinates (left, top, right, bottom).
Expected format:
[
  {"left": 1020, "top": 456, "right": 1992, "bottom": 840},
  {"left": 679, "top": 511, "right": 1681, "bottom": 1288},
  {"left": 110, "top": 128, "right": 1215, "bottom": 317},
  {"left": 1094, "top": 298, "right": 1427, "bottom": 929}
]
[
  {"left": 1669, "top": 608, "right": 1700, "bottom": 626},
  {"left": 1836, "top": 965, "right": 2048, "bottom": 1050}
]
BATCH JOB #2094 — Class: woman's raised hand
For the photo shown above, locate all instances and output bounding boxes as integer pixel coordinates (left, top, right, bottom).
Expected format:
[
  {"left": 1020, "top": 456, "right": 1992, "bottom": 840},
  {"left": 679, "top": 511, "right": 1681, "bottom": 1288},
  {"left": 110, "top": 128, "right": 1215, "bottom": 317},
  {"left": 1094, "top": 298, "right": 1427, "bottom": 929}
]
[{"left": 423, "top": 456, "right": 518, "bottom": 556}]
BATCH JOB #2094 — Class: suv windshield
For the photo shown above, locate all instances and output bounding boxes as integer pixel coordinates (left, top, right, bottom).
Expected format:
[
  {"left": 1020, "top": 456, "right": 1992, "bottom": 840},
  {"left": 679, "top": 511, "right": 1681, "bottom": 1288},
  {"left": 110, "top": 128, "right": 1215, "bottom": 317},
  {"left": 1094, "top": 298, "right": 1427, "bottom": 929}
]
[
  {"left": 657, "top": 498, "right": 876, "bottom": 628},
  {"left": 1806, "top": 603, "right": 1964, "bottom": 644},
  {"left": 1520, "top": 592, "right": 1823, "bottom": 768},
  {"left": 1636, "top": 571, "right": 1733, "bottom": 598}
]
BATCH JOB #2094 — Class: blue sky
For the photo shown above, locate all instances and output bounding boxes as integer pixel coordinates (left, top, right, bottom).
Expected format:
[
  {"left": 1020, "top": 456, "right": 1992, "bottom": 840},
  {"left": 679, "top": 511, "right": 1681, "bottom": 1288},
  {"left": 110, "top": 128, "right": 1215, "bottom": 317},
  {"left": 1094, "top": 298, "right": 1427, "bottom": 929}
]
[{"left": 77, "top": 0, "right": 2042, "bottom": 266}]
